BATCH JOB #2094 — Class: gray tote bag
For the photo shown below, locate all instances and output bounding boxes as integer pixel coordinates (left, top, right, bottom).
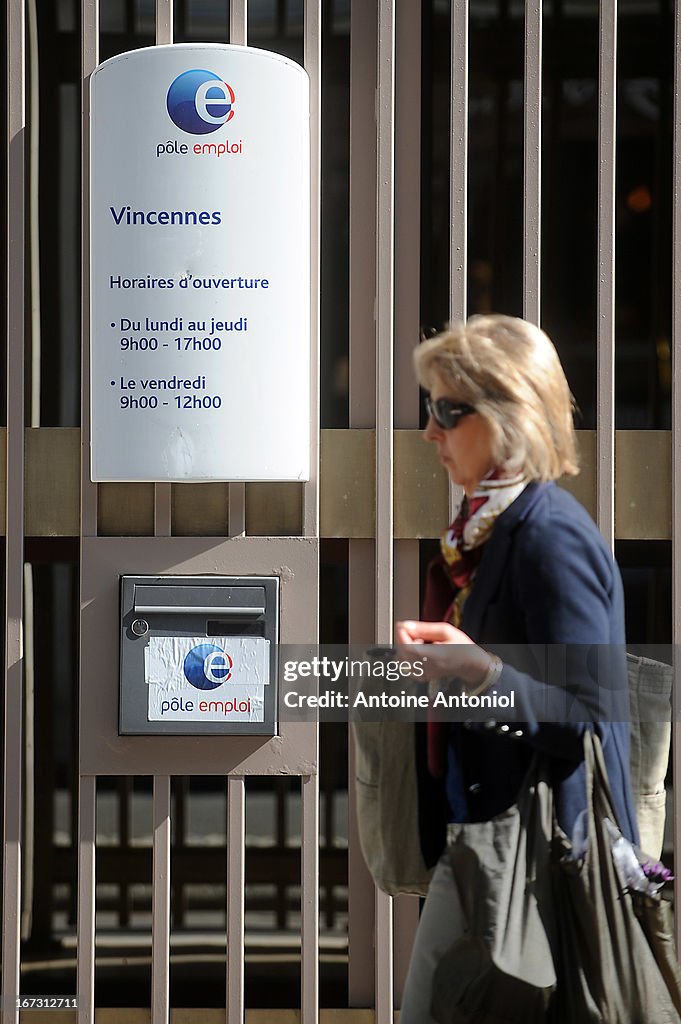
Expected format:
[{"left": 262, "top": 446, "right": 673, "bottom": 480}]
[{"left": 430, "top": 758, "right": 556, "bottom": 1024}]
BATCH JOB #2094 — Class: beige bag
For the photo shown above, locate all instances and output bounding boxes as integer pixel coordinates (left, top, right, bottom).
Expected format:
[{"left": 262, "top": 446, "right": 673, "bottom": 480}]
[{"left": 352, "top": 720, "right": 432, "bottom": 896}]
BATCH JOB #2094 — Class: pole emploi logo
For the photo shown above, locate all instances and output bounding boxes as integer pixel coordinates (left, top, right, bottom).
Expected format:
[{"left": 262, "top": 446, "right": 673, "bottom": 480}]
[
  {"left": 166, "top": 70, "right": 236, "bottom": 134},
  {"left": 183, "top": 643, "right": 234, "bottom": 690}
]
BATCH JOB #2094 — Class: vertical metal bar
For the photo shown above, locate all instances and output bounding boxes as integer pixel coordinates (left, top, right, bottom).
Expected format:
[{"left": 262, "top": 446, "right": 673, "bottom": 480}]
[
  {"left": 374, "top": 861, "right": 394, "bottom": 1019},
  {"left": 69, "top": 643, "right": 79, "bottom": 930},
  {"left": 348, "top": 0, "right": 378, "bottom": 1005},
  {"left": 226, "top": 776, "right": 245, "bottom": 1024},
  {"left": 152, "top": 775, "right": 171, "bottom": 1024},
  {"left": 449, "top": 0, "right": 468, "bottom": 520},
  {"left": 154, "top": 487, "right": 173, "bottom": 537},
  {"left": 23, "top": 0, "right": 39, "bottom": 945},
  {"left": 393, "top": 0, "right": 422, "bottom": 1004},
  {"left": 3, "top": 0, "right": 26, "bottom": 1018},
  {"left": 81, "top": 0, "right": 99, "bottom": 538},
  {"left": 78, "top": 6, "right": 98, "bottom": 1017},
  {"left": 154, "top": 1, "right": 173, "bottom": 533},
  {"left": 77, "top": 776, "right": 96, "bottom": 1024},
  {"left": 155, "top": 0, "right": 173, "bottom": 43},
  {"left": 375, "top": 0, "right": 395, "bottom": 645},
  {"left": 671, "top": 0, "right": 681, "bottom": 951},
  {"left": 22, "top": 566, "right": 35, "bottom": 942},
  {"left": 450, "top": 0, "right": 468, "bottom": 325},
  {"left": 375, "top": 2, "right": 396, "bottom": 1020},
  {"left": 596, "top": 0, "right": 617, "bottom": 548},
  {"left": 392, "top": 546, "right": 421, "bottom": 1006},
  {"left": 228, "top": 2, "right": 247, "bottom": 532},
  {"left": 230, "top": 0, "right": 247, "bottom": 44},
  {"left": 303, "top": 0, "right": 321, "bottom": 540},
  {"left": 347, "top": 700, "right": 376, "bottom": 1005},
  {"left": 28, "top": 566, "right": 56, "bottom": 944},
  {"left": 394, "top": 0, "right": 421, "bottom": 431},
  {"left": 523, "top": 0, "right": 542, "bottom": 325},
  {"left": 228, "top": 488, "right": 246, "bottom": 537},
  {"left": 301, "top": 772, "right": 320, "bottom": 1024},
  {"left": 544, "top": 4, "right": 562, "bottom": 334},
  {"left": 349, "top": 4, "right": 378, "bottom": 422},
  {"left": 27, "top": 0, "right": 41, "bottom": 429}
]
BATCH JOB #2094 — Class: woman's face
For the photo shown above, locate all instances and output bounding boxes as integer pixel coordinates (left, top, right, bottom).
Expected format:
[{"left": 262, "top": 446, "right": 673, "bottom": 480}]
[{"left": 424, "top": 378, "right": 495, "bottom": 495}]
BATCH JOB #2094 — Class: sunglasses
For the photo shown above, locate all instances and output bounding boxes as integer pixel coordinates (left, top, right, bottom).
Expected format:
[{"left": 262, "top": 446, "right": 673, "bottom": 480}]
[{"left": 425, "top": 396, "right": 476, "bottom": 430}]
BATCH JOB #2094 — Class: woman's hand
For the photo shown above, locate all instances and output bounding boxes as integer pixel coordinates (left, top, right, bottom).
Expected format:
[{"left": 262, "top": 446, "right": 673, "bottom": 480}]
[{"left": 395, "top": 619, "right": 491, "bottom": 686}]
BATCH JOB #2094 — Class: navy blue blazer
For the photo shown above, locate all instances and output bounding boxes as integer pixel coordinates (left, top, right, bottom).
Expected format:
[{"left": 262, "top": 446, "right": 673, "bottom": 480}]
[{"left": 417, "top": 480, "right": 639, "bottom": 868}]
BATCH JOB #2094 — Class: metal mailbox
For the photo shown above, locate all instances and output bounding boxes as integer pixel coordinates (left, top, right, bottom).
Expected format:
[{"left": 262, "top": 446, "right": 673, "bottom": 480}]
[{"left": 119, "top": 574, "right": 279, "bottom": 735}]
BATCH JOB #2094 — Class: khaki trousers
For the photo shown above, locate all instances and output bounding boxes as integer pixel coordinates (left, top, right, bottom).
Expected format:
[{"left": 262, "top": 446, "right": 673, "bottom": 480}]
[{"left": 398, "top": 851, "right": 466, "bottom": 1024}]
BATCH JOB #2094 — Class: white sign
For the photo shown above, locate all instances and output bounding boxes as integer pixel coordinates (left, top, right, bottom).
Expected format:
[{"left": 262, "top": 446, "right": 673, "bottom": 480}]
[
  {"left": 146, "top": 635, "right": 269, "bottom": 722},
  {"left": 90, "top": 45, "right": 310, "bottom": 481}
]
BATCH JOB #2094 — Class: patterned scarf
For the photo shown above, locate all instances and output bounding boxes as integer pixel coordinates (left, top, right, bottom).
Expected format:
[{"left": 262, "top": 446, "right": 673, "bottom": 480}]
[
  {"left": 439, "top": 471, "right": 528, "bottom": 627},
  {"left": 427, "top": 470, "right": 528, "bottom": 778}
]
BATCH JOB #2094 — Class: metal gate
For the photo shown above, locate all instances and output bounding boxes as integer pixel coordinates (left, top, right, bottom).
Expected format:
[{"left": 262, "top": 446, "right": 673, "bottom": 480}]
[{"left": 4, "top": 0, "right": 681, "bottom": 1021}]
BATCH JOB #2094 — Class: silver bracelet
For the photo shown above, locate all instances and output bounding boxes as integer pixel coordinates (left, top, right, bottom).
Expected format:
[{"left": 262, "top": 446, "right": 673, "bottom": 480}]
[{"left": 466, "top": 654, "right": 503, "bottom": 697}]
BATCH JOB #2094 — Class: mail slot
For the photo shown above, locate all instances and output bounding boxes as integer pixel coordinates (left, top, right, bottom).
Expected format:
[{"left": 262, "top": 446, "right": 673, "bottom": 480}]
[{"left": 119, "top": 574, "right": 279, "bottom": 735}]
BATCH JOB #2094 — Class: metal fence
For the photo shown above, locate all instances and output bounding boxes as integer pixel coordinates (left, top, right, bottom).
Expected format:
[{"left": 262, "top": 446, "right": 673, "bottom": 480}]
[{"left": 4, "top": 0, "right": 681, "bottom": 1022}]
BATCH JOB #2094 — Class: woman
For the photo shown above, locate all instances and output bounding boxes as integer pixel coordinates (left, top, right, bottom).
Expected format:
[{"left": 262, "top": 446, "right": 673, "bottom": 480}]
[{"left": 395, "top": 314, "right": 638, "bottom": 1024}]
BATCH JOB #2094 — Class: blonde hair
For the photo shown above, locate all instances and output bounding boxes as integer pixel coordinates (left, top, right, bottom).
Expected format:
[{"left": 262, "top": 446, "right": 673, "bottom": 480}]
[{"left": 413, "top": 314, "right": 579, "bottom": 481}]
